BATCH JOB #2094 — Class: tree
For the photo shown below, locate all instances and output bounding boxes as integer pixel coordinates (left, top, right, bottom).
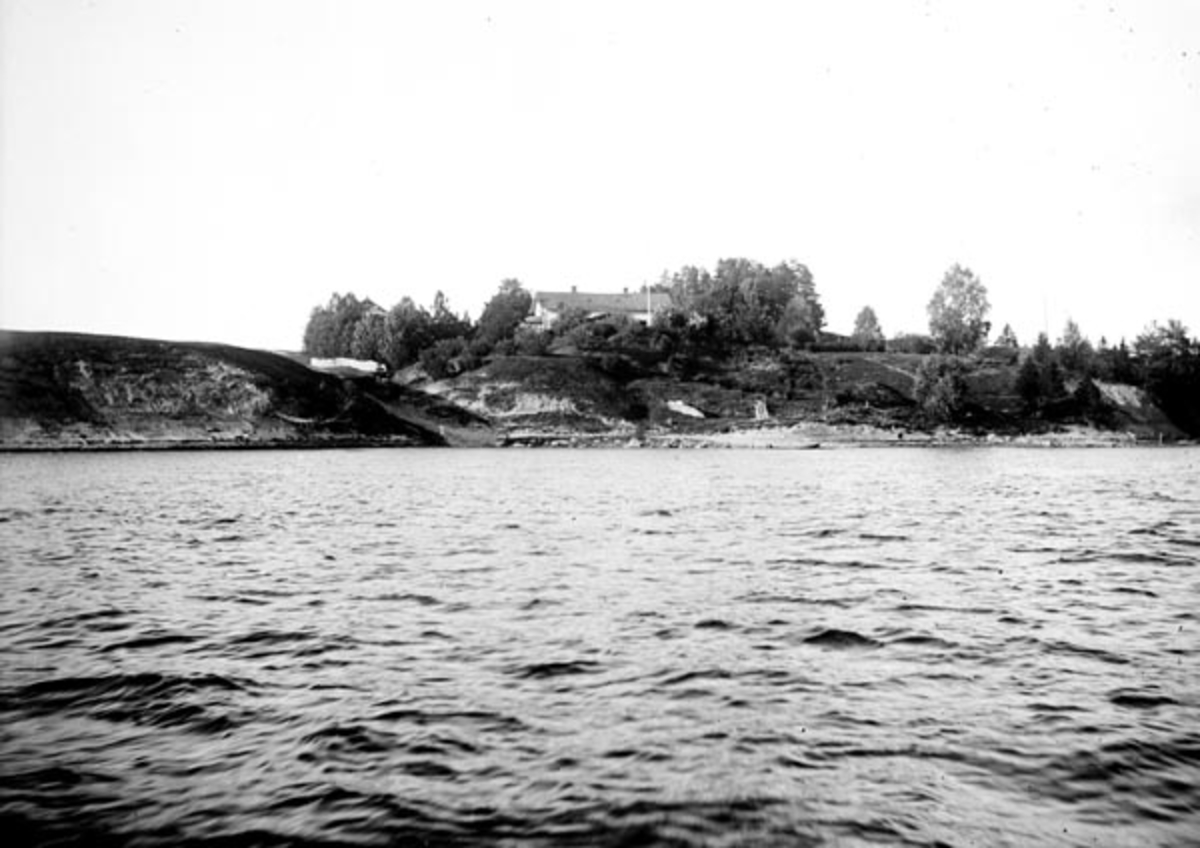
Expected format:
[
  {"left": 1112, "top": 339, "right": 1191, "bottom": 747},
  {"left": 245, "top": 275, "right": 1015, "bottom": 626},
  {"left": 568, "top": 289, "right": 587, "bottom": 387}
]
[
  {"left": 1094, "top": 337, "right": 1137, "bottom": 384},
  {"left": 694, "top": 258, "right": 754, "bottom": 343},
  {"left": 476, "top": 279, "right": 533, "bottom": 349},
  {"left": 429, "top": 291, "right": 471, "bottom": 343},
  {"left": 768, "top": 261, "right": 823, "bottom": 345},
  {"left": 927, "top": 264, "right": 991, "bottom": 354},
  {"left": 1134, "top": 319, "right": 1192, "bottom": 365},
  {"left": 777, "top": 294, "right": 824, "bottom": 348},
  {"left": 1073, "top": 376, "right": 1111, "bottom": 425},
  {"left": 1015, "top": 357, "right": 1043, "bottom": 411},
  {"left": 665, "top": 258, "right": 823, "bottom": 349},
  {"left": 665, "top": 265, "right": 714, "bottom": 313},
  {"left": 1056, "top": 318, "right": 1094, "bottom": 376},
  {"left": 381, "top": 297, "right": 433, "bottom": 369},
  {"left": 737, "top": 260, "right": 818, "bottom": 343},
  {"left": 1135, "top": 320, "right": 1200, "bottom": 435},
  {"left": 350, "top": 310, "right": 387, "bottom": 361},
  {"left": 301, "top": 293, "right": 380, "bottom": 357},
  {"left": 332, "top": 294, "right": 378, "bottom": 355},
  {"left": 1016, "top": 332, "right": 1065, "bottom": 412},
  {"left": 852, "top": 306, "right": 884, "bottom": 351},
  {"left": 302, "top": 304, "right": 338, "bottom": 357}
]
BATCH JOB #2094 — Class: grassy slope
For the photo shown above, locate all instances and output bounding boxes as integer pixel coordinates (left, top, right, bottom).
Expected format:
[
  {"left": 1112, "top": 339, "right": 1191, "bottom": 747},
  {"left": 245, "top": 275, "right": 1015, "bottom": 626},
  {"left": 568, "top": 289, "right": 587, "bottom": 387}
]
[{"left": 0, "top": 331, "right": 473, "bottom": 448}]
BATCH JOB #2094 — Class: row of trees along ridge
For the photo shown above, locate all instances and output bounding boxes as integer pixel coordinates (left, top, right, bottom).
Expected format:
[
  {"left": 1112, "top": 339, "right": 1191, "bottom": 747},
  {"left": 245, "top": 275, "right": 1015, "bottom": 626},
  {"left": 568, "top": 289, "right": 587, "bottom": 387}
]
[{"left": 301, "top": 260, "right": 1200, "bottom": 435}]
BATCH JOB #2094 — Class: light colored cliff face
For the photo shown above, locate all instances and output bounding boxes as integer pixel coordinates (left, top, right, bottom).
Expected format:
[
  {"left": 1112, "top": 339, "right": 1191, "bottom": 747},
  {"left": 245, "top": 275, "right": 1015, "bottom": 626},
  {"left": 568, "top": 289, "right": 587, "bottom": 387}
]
[
  {"left": 430, "top": 380, "right": 624, "bottom": 432},
  {"left": 1096, "top": 381, "right": 1149, "bottom": 409},
  {"left": 450, "top": 383, "right": 586, "bottom": 420},
  {"left": 1094, "top": 380, "right": 1187, "bottom": 439},
  {"left": 6, "top": 353, "right": 292, "bottom": 447},
  {"left": 0, "top": 332, "right": 439, "bottom": 449},
  {"left": 421, "top": 358, "right": 635, "bottom": 433},
  {"left": 67, "top": 356, "right": 274, "bottom": 420}
]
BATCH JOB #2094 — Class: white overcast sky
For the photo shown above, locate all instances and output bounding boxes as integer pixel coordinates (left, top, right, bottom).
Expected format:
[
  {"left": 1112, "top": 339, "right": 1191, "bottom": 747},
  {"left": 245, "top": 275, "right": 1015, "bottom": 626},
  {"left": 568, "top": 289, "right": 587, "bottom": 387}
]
[{"left": 1, "top": 0, "right": 1198, "bottom": 350}]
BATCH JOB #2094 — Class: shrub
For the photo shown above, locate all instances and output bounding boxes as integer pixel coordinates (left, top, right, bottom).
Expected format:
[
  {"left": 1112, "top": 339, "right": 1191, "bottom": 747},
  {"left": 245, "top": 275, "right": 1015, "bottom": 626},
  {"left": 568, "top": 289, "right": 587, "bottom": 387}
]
[
  {"left": 559, "top": 317, "right": 625, "bottom": 352},
  {"left": 513, "top": 327, "right": 551, "bottom": 356},
  {"left": 913, "top": 356, "right": 968, "bottom": 423},
  {"left": 887, "top": 334, "right": 938, "bottom": 355},
  {"left": 419, "top": 337, "right": 468, "bottom": 380},
  {"left": 810, "top": 336, "right": 868, "bottom": 353}
]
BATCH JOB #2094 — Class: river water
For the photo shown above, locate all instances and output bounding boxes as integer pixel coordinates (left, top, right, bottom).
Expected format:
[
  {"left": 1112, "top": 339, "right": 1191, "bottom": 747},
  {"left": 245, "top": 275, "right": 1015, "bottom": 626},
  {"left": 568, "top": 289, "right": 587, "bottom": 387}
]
[{"left": 0, "top": 447, "right": 1197, "bottom": 847}]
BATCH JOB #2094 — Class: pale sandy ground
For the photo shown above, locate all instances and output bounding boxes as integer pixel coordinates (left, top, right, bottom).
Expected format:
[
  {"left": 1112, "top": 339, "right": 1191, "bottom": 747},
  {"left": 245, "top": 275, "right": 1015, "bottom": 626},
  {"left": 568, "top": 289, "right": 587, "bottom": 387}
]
[
  {"left": 642, "top": 422, "right": 1148, "bottom": 449},
  {"left": 0, "top": 416, "right": 1163, "bottom": 452},
  {"left": 496, "top": 421, "right": 1159, "bottom": 449}
]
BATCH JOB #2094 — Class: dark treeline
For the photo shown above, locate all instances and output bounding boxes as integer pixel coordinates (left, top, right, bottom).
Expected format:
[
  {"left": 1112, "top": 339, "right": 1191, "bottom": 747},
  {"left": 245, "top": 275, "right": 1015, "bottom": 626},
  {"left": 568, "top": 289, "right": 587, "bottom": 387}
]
[
  {"left": 301, "top": 282, "right": 529, "bottom": 380},
  {"left": 1010, "top": 319, "right": 1200, "bottom": 434},
  {"left": 301, "top": 260, "right": 1200, "bottom": 434},
  {"left": 300, "top": 258, "right": 833, "bottom": 376}
]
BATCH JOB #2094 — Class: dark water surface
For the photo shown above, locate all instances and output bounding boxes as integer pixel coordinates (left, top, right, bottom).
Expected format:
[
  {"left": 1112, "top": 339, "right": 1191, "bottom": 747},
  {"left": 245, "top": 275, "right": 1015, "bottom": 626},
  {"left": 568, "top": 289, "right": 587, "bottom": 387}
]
[{"left": 1, "top": 447, "right": 1198, "bottom": 847}]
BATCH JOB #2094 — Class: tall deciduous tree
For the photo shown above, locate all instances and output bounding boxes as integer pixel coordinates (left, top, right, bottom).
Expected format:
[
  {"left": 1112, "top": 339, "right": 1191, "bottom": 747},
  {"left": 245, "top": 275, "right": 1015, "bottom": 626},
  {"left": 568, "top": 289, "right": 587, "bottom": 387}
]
[
  {"left": 350, "top": 310, "right": 388, "bottom": 361},
  {"left": 927, "top": 264, "right": 991, "bottom": 354},
  {"left": 665, "top": 265, "right": 714, "bottom": 313},
  {"left": 381, "top": 297, "right": 432, "bottom": 369},
  {"left": 476, "top": 278, "right": 533, "bottom": 348},
  {"left": 777, "top": 295, "right": 823, "bottom": 347},
  {"left": 301, "top": 293, "right": 380, "bottom": 357},
  {"left": 774, "top": 260, "right": 824, "bottom": 346},
  {"left": 737, "top": 260, "right": 812, "bottom": 341},
  {"left": 664, "top": 257, "right": 822, "bottom": 349},
  {"left": 852, "top": 306, "right": 884, "bottom": 350},
  {"left": 705, "top": 259, "right": 827, "bottom": 347},
  {"left": 302, "top": 305, "right": 337, "bottom": 357}
]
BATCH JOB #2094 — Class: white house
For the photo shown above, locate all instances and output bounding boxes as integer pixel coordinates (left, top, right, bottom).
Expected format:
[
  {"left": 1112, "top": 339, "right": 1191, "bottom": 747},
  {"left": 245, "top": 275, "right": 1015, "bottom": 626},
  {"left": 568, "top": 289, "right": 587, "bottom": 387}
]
[
  {"left": 309, "top": 357, "right": 386, "bottom": 376},
  {"left": 529, "top": 287, "right": 672, "bottom": 330}
]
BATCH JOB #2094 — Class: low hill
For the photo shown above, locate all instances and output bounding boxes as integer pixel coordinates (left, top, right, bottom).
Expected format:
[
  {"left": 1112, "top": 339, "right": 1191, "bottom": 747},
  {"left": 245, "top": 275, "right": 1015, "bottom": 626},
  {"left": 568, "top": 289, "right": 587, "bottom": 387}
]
[
  {"left": 1, "top": 331, "right": 1185, "bottom": 450},
  {"left": 0, "top": 331, "right": 492, "bottom": 450},
  {"left": 422, "top": 348, "right": 1186, "bottom": 446}
]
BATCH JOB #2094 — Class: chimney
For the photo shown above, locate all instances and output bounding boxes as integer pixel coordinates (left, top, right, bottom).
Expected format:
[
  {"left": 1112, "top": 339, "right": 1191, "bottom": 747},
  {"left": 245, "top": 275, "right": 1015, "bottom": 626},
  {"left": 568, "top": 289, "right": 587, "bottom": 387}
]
[
  {"left": 571, "top": 285, "right": 577, "bottom": 293},
  {"left": 623, "top": 287, "right": 629, "bottom": 294}
]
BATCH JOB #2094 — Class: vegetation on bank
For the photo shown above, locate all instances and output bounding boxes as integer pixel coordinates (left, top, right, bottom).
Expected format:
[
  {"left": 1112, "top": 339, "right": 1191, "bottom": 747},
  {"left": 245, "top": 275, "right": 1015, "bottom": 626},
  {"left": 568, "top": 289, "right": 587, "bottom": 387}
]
[{"left": 302, "top": 259, "right": 1200, "bottom": 439}]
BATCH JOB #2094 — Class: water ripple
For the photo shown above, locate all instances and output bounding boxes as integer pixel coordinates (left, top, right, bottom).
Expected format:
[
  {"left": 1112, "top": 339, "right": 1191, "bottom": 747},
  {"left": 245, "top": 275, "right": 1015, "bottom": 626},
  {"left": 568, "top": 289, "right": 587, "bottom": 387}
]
[{"left": 1, "top": 447, "right": 1198, "bottom": 846}]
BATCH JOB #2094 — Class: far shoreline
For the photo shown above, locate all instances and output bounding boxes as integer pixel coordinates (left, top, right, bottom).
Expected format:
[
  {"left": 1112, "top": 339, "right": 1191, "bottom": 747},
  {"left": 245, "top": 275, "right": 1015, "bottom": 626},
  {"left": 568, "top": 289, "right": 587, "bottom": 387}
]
[
  {"left": 3, "top": 330, "right": 1195, "bottom": 453},
  {"left": 1, "top": 425, "right": 1190, "bottom": 454}
]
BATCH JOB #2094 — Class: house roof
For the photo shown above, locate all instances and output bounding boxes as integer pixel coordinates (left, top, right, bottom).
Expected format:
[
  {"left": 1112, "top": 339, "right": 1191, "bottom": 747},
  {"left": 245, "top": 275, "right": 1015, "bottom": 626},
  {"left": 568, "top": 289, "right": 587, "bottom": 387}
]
[{"left": 533, "top": 290, "right": 672, "bottom": 314}]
